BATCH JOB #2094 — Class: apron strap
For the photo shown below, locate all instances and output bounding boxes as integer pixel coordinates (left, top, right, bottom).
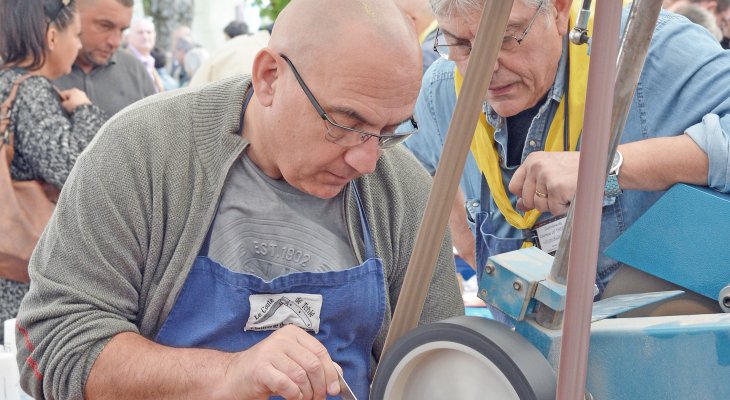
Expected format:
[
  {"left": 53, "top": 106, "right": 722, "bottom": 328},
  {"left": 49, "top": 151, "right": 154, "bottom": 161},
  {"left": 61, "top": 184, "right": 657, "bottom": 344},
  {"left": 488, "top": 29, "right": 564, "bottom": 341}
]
[{"left": 350, "top": 181, "right": 376, "bottom": 260}]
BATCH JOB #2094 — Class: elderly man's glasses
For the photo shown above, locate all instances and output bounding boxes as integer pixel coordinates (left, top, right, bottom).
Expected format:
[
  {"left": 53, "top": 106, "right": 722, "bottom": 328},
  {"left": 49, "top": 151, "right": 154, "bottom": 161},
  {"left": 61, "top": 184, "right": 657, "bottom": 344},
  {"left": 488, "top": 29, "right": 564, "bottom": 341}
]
[
  {"left": 279, "top": 54, "right": 418, "bottom": 149},
  {"left": 433, "top": 0, "right": 545, "bottom": 62}
]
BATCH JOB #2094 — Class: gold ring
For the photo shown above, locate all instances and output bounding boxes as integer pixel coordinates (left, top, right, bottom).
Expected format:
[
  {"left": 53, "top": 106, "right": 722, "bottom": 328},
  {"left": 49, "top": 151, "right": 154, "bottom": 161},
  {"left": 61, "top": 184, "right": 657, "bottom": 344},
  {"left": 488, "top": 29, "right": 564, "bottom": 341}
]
[{"left": 535, "top": 189, "right": 548, "bottom": 198}]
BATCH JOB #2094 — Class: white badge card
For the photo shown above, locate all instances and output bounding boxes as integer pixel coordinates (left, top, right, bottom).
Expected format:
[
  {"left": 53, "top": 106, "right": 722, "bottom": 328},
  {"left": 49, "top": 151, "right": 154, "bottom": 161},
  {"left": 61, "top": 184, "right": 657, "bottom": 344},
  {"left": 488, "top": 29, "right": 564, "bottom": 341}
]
[
  {"left": 245, "top": 293, "right": 323, "bottom": 333},
  {"left": 532, "top": 216, "right": 567, "bottom": 255}
]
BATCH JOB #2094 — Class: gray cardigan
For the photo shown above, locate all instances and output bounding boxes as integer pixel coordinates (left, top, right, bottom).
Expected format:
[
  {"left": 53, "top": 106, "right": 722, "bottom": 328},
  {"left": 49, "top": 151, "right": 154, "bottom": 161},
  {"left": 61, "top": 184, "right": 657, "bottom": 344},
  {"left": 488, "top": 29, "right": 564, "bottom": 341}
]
[{"left": 16, "top": 76, "right": 464, "bottom": 399}]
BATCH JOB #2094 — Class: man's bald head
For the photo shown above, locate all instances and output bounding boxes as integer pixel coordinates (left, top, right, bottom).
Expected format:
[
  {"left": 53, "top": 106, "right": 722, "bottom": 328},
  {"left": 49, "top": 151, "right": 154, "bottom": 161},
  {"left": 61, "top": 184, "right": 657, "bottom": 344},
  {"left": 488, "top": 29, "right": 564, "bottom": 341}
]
[{"left": 268, "top": 0, "right": 420, "bottom": 69}]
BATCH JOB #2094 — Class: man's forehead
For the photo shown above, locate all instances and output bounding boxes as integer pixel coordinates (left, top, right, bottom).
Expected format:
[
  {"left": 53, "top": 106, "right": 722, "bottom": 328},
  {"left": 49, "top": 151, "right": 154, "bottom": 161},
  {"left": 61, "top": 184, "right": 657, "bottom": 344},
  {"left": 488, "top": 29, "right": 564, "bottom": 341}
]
[{"left": 438, "top": 1, "right": 534, "bottom": 33}]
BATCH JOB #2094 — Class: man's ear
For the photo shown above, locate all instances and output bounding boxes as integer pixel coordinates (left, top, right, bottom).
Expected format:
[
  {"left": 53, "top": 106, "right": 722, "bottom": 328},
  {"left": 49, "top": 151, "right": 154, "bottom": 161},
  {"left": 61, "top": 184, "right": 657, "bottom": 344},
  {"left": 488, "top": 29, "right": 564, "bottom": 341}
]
[
  {"left": 46, "top": 26, "right": 59, "bottom": 51},
  {"left": 251, "top": 48, "right": 280, "bottom": 107},
  {"left": 553, "top": 0, "right": 573, "bottom": 36}
]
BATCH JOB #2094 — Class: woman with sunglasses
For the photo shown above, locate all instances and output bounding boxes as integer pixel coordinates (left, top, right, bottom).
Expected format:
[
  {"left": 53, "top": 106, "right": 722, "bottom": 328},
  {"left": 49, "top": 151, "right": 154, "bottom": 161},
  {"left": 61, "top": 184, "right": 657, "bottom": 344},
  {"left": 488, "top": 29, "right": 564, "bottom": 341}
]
[{"left": 0, "top": 0, "right": 106, "bottom": 339}]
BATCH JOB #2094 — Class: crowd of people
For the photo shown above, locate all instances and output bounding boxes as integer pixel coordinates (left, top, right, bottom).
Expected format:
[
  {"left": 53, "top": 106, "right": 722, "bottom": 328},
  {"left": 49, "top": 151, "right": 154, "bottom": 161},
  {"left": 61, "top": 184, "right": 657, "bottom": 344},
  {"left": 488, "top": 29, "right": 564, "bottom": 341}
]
[{"left": 1, "top": 0, "right": 729, "bottom": 398}]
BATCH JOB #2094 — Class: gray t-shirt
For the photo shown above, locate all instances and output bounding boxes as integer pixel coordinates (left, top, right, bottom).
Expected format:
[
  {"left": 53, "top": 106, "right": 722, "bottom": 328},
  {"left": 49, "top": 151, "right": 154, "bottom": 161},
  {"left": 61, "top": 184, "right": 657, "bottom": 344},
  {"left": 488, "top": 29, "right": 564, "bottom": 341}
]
[
  {"left": 208, "top": 154, "right": 357, "bottom": 281},
  {"left": 54, "top": 51, "right": 156, "bottom": 118}
]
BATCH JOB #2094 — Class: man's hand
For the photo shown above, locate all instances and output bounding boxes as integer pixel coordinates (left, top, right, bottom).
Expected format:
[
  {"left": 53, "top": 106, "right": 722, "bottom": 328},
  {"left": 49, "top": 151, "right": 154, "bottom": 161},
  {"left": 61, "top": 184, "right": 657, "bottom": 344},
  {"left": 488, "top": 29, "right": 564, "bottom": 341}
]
[
  {"left": 58, "top": 88, "right": 92, "bottom": 113},
  {"left": 86, "top": 328, "right": 341, "bottom": 400},
  {"left": 223, "top": 325, "right": 341, "bottom": 400},
  {"left": 508, "top": 151, "right": 580, "bottom": 216}
]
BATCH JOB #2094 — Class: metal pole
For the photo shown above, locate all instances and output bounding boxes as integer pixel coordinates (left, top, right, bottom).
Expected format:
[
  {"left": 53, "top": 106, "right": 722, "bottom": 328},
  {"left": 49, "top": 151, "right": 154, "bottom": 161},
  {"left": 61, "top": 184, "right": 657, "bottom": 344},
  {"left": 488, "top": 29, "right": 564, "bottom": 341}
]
[
  {"left": 555, "top": 0, "right": 621, "bottom": 398},
  {"left": 380, "top": 0, "right": 514, "bottom": 355},
  {"left": 538, "top": 0, "right": 664, "bottom": 330}
]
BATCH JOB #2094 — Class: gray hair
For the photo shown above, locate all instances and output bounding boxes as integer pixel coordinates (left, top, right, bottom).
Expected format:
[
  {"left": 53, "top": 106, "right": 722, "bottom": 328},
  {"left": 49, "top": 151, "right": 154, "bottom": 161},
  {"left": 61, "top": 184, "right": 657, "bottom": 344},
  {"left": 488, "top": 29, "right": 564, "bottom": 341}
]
[
  {"left": 673, "top": 3, "right": 723, "bottom": 41},
  {"left": 429, "top": 0, "right": 551, "bottom": 19}
]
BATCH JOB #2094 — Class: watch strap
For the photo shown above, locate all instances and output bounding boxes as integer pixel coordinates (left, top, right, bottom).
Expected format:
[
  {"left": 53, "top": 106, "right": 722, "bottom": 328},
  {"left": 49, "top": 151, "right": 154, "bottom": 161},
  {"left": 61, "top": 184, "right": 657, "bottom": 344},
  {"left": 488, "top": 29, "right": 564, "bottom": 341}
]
[{"left": 604, "top": 173, "right": 622, "bottom": 197}]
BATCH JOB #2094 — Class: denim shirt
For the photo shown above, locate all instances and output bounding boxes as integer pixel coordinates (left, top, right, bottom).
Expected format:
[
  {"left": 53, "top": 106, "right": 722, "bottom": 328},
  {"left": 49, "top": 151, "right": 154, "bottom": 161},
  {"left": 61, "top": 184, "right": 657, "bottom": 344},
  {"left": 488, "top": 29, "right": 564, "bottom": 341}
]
[{"left": 403, "top": 10, "right": 730, "bottom": 288}]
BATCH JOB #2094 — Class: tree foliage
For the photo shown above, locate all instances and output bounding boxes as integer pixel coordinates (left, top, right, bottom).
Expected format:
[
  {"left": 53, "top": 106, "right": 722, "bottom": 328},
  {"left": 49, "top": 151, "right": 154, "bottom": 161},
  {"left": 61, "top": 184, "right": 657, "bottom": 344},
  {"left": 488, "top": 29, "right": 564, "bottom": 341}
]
[
  {"left": 252, "top": 0, "right": 291, "bottom": 22},
  {"left": 143, "top": 0, "right": 194, "bottom": 50}
]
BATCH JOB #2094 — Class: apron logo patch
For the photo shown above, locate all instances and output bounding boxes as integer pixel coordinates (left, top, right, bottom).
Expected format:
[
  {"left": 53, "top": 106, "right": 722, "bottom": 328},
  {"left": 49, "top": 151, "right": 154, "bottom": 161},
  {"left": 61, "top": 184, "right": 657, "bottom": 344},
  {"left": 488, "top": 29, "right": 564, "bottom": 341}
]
[{"left": 246, "top": 293, "right": 323, "bottom": 333}]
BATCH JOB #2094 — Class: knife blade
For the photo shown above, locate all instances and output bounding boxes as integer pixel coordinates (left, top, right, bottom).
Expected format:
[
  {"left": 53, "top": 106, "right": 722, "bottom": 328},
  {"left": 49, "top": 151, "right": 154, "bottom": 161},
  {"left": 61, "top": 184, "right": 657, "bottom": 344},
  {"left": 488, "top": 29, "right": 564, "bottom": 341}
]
[{"left": 335, "top": 364, "right": 358, "bottom": 400}]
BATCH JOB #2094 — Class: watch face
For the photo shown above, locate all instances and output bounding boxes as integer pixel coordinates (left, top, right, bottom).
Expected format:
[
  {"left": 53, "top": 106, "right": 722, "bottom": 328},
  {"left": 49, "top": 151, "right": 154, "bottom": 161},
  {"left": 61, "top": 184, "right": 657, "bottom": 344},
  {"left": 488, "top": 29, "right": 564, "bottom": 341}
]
[
  {"left": 610, "top": 151, "right": 622, "bottom": 175},
  {"left": 611, "top": 153, "right": 620, "bottom": 170}
]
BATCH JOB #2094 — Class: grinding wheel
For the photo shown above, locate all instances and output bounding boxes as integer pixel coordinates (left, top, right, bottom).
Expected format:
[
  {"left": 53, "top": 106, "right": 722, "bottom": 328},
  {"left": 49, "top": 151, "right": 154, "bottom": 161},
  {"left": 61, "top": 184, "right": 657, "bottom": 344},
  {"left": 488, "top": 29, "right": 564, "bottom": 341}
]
[{"left": 371, "top": 316, "right": 556, "bottom": 400}]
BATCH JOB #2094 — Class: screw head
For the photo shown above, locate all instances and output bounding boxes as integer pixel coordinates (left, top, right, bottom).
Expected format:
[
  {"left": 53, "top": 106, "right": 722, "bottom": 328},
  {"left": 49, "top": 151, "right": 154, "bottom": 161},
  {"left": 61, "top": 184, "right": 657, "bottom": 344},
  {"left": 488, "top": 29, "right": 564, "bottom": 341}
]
[
  {"left": 513, "top": 281, "right": 523, "bottom": 291},
  {"left": 485, "top": 263, "right": 495, "bottom": 275}
]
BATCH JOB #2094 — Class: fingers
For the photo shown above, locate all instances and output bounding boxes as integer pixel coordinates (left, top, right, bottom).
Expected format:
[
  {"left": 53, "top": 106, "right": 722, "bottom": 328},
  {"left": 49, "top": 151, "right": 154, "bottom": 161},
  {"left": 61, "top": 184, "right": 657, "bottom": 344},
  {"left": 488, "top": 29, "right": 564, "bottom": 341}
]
[
  {"left": 508, "top": 152, "right": 578, "bottom": 215},
  {"left": 509, "top": 162, "right": 527, "bottom": 199},
  {"left": 295, "top": 329, "right": 340, "bottom": 397},
  {"left": 282, "top": 331, "right": 337, "bottom": 399},
  {"left": 235, "top": 325, "right": 336, "bottom": 400}
]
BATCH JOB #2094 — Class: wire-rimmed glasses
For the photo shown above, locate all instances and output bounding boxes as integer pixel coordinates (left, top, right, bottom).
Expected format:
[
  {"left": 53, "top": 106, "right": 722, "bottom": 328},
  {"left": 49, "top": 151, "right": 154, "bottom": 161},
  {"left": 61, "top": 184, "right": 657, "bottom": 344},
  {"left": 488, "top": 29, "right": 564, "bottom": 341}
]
[
  {"left": 433, "top": 0, "right": 545, "bottom": 61},
  {"left": 280, "top": 54, "right": 418, "bottom": 149}
]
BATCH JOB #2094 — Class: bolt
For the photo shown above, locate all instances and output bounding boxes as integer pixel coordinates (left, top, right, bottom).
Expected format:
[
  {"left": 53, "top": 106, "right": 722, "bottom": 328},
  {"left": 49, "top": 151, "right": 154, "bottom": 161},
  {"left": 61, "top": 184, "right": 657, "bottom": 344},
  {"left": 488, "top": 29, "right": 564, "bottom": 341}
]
[
  {"left": 513, "top": 281, "right": 523, "bottom": 291},
  {"left": 480, "top": 288, "right": 488, "bottom": 298},
  {"left": 485, "top": 263, "right": 495, "bottom": 275}
]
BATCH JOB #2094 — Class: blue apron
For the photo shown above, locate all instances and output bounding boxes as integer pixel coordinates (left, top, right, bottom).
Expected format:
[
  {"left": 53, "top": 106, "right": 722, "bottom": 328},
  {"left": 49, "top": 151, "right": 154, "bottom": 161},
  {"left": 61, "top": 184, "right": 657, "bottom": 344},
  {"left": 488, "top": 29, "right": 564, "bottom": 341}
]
[
  {"left": 474, "top": 176, "right": 525, "bottom": 281},
  {"left": 155, "top": 183, "right": 385, "bottom": 400},
  {"left": 474, "top": 176, "right": 521, "bottom": 325}
]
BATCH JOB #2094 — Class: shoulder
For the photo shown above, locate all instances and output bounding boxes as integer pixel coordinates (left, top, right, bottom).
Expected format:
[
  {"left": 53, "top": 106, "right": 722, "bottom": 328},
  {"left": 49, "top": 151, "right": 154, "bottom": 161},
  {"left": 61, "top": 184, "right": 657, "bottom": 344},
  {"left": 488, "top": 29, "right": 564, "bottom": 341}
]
[
  {"left": 111, "top": 50, "right": 150, "bottom": 75},
  {"left": 113, "top": 50, "right": 144, "bottom": 66},
  {"left": 364, "top": 145, "right": 433, "bottom": 200},
  {"left": 422, "top": 58, "right": 456, "bottom": 88},
  {"left": 90, "top": 75, "right": 250, "bottom": 167}
]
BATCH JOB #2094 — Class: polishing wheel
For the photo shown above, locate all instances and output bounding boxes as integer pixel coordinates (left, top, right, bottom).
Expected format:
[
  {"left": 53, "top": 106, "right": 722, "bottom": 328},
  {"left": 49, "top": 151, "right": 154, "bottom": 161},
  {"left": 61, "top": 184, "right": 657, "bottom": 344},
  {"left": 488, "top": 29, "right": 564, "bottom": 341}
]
[{"left": 371, "top": 316, "right": 556, "bottom": 400}]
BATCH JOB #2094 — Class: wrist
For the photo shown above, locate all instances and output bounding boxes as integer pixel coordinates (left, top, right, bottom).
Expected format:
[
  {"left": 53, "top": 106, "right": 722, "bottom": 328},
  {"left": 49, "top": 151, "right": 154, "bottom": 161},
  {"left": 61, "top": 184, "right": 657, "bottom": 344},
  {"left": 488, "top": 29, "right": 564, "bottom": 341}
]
[{"left": 605, "top": 150, "right": 623, "bottom": 197}]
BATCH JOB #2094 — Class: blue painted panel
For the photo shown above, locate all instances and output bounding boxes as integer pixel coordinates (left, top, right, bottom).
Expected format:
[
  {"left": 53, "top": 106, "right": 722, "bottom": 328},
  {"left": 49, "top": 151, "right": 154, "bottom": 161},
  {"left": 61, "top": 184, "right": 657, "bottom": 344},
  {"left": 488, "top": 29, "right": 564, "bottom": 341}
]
[
  {"left": 515, "top": 314, "right": 730, "bottom": 399},
  {"left": 605, "top": 184, "right": 730, "bottom": 300},
  {"left": 478, "top": 247, "right": 553, "bottom": 320}
]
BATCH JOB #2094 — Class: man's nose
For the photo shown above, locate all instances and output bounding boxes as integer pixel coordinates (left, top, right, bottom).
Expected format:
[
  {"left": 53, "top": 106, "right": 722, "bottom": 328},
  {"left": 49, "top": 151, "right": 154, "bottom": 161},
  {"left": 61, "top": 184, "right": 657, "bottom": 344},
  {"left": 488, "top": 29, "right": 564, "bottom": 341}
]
[
  {"left": 343, "top": 137, "right": 382, "bottom": 175},
  {"left": 108, "top": 32, "right": 123, "bottom": 50}
]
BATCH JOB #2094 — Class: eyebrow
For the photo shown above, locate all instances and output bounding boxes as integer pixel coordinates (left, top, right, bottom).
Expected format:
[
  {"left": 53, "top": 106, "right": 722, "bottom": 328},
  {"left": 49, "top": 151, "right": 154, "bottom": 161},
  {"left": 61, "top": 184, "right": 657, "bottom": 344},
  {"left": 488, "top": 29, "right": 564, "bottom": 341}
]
[
  {"left": 440, "top": 29, "right": 472, "bottom": 45},
  {"left": 330, "top": 105, "right": 413, "bottom": 132}
]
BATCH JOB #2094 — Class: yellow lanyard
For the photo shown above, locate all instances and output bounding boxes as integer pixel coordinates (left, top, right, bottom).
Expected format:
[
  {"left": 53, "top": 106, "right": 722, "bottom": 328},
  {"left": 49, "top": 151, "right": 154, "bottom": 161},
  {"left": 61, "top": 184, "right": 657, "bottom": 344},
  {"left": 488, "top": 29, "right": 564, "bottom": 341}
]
[
  {"left": 456, "top": 4, "right": 591, "bottom": 231},
  {"left": 419, "top": 20, "right": 440, "bottom": 44}
]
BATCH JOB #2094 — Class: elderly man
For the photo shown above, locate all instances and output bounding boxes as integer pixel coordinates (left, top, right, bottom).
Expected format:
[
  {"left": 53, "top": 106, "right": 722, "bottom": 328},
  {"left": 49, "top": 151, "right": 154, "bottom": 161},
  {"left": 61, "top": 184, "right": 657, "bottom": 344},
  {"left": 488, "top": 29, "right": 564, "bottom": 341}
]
[
  {"left": 54, "top": 0, "right": 155, "bottom": 117},
  {"left": 405, "top": 0, "right": 730, "bottom": 294},
  {"left": 15, "top": 0, "right": 463, "bottom": 399},
  {"left": 126, "top": 17, "right": 164, "bottom": 92}
]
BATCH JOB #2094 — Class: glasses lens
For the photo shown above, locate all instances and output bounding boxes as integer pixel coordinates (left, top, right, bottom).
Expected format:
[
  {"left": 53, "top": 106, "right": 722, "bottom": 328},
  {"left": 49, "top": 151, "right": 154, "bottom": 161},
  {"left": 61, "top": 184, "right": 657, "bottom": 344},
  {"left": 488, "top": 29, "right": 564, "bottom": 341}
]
[
  {"left": 501, "top": 36, "right": 517, "bottom": 52},
  {"left": 379, "top": 133, "right": 413, "bottom": 149}
]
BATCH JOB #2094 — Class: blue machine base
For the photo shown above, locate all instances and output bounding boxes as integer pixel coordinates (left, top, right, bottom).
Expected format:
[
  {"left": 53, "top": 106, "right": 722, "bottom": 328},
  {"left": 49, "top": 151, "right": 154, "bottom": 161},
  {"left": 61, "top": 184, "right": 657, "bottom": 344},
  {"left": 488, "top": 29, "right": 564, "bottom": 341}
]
[{"left": 605, "top": 184, "right": 730, "bottom": 301}]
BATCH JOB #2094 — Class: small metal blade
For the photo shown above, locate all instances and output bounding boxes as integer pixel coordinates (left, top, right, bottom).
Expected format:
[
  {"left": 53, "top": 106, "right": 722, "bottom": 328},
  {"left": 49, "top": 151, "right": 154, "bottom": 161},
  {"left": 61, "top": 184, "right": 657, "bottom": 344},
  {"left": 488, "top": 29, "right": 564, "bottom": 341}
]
[{"left": 335, "top": 364, "right": 358, "bottom": 400}]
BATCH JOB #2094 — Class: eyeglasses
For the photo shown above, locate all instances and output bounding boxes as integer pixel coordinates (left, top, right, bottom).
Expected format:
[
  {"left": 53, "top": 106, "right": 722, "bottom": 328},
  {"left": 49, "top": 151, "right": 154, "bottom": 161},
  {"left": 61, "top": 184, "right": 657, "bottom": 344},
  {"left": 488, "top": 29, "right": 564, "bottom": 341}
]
[
  {"left": 279, "top": 54, "right": 419, "bottom": 149},
  {"left": 44, "top": 0, "right": 71, "bottom": 25},
  {"left": 433, "top": 0, "right": 544, "bottom": 62}
]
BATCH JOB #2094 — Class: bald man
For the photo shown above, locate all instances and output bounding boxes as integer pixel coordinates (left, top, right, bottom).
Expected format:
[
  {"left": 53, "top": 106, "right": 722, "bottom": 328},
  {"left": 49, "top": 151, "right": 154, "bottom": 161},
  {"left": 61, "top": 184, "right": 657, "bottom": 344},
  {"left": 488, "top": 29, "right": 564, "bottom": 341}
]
[{"left": 15, "top": 0, "right": 464, "bottom": 399}]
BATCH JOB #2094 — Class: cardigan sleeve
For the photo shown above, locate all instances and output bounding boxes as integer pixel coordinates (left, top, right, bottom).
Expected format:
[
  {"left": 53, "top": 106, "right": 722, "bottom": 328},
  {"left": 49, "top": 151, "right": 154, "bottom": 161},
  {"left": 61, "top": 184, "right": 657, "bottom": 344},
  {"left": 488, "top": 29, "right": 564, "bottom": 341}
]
[{"left": 11, "top": 76, "right": 106, "bottom": 188}]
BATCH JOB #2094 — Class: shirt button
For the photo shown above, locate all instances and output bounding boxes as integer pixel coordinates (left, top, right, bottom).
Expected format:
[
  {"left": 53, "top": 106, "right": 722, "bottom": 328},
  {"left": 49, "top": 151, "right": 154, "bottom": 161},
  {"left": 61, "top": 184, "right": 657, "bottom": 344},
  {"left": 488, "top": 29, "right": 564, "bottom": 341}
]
[{"left": 529, "top": 140, "right": 537, "bottom": 147}]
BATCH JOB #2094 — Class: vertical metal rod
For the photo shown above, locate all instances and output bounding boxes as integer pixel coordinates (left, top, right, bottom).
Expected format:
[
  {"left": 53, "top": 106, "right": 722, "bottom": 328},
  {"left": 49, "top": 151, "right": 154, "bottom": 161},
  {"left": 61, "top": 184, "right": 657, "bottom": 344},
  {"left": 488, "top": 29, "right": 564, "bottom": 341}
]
[
  {"left": 380, "top": 0, "right": 514, "bottom": 355},
  {"left": 539, "top": 0, "right": 663, "bottom": 330},
  {"left": 556, "top": 0, "right": 621, "bottom": 399}
]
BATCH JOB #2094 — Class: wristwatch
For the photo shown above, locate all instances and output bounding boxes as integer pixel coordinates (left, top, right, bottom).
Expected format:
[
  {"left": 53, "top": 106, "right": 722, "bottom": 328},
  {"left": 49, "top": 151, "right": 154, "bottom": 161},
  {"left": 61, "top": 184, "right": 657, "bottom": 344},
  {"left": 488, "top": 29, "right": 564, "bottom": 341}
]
[{"left": 605, "top": 150, "right": 623, "bottom": 197}]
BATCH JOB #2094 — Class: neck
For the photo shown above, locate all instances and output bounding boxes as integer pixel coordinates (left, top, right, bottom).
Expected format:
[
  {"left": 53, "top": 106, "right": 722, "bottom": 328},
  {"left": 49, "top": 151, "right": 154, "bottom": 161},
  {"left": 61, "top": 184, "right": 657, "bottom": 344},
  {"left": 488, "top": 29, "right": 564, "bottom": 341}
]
[
  {"left": 75, "top": 56, "right": 95, "bottom": 74},
  {"left": 8, "top": 60, "right": 55, "bottom": 79}
]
